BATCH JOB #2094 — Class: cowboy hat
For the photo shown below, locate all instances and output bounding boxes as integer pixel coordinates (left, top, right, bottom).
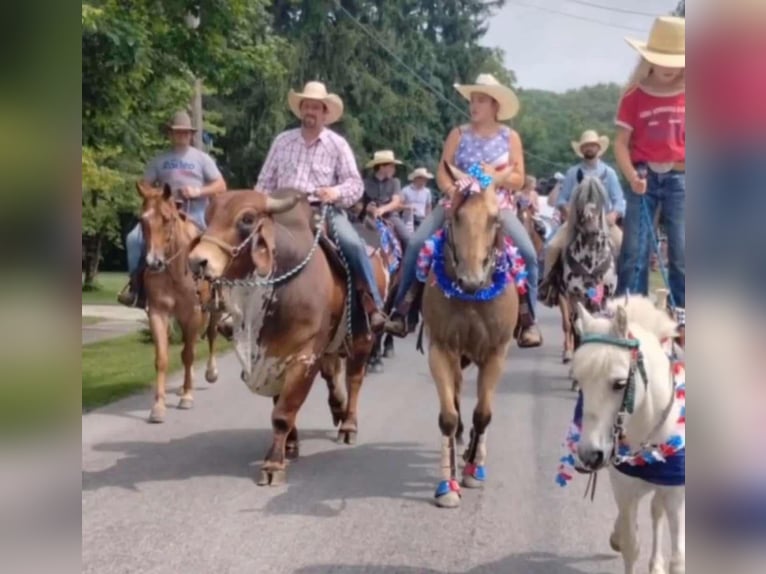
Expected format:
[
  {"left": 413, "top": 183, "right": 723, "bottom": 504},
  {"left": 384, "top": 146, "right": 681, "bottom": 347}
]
[
  {"left": 408, "top": 167, "right": 434, "bottom": 181},
  {"left": 625, "top": 16, "right": 685, "bottom": 68},
  {"left": 571, "top": 130, "right": 610, "bottom": 158},
  {"left": 167, "top": 111, "right": 197, "bottom": 132},
  {"left": 365, "top": 150, "right": 403, "bottom": 169},
  {"left": 453, "top": 73, "right": 520, "bottom": 121},
  {"left": 287, "top": 81, "right": 344, "bottom": 125}
]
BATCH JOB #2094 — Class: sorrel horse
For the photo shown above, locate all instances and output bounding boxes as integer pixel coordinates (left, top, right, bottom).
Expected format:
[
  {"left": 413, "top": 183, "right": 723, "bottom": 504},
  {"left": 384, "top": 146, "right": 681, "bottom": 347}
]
[
  {"left": 188, "top": 189, "right": 387, "bottom": 486},
  {"left": 136, "top": 182, "right": 222, "bottom": 423},
  {"left": 566, "top": 295, "right": 685, "bottom": 574},
  {"left": 420, "top": 162, "right": 520, "bottom": 508}
]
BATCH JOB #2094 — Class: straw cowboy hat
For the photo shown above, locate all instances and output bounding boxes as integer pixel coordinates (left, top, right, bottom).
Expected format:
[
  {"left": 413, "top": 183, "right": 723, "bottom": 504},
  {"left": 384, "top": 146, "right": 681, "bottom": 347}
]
[
  {"left": 287, "top": 81, "right": 344, "bottom": 125},
  {"left": 365, "top": 150, "right": 403, "bottom": 169},
  {"left": 408, "top": 167, "right": 434, "bottom": 181},
  {"left": 571, "top": 130, "right": 610, "bottom": 158},
  {"left": 453, "top": 73, "right": 520, "bottom": 121},
  {"left": 625, "top": 16, "right": 685, "bottom": 68},
  {"left": 167, "top": 111, "right": 197, "bottom": 132}
]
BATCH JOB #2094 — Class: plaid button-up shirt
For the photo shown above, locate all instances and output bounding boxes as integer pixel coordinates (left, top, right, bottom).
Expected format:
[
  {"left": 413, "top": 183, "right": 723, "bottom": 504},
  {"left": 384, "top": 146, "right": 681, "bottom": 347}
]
[{"left": 255, "top": 128, "right": 363, "bottom": 208}]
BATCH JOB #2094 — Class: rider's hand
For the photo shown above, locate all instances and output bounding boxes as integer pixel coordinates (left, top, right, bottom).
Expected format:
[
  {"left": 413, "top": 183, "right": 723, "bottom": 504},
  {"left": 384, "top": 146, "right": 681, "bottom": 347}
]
[
  {"left": 629, "top": 174, "right": 647, "bottom": 195},
  {"left": 316, "top": 187, "right": 340, "bottom": 204},
  {"left": 181, "top": 186, "right": 202, "bottom": 199}
]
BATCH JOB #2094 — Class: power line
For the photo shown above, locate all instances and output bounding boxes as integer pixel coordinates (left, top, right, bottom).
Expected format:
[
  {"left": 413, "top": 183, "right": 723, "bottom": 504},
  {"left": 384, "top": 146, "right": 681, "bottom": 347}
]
[
  {"left": 336, "top": 4, "right": 569, "bottom": 169},
  {"left": 506, "top": 0, "right": 648, "bottom": 33},
  {"left": 562, "top": 0, "right": 659, "bottom": 18}
]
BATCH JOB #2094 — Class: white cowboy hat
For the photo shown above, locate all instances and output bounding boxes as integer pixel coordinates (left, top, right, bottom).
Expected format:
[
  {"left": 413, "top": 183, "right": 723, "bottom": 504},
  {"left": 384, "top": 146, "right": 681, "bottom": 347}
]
[
  {"left": 287, "top": 81, "right": 344, "bottom": 125},
  {"left": 571, "top": 129, "right": 610, "bottom": 158},
  {"left": 408, "top": 167, "right": 434, "bottom": 181},
  {"left": 167, "top": 110, "right": 197, "bottom": 132},
  {"left": 453, "top": 73, "right": 520, "bottom": 121},
  {"left": 625, "top": 16, "right": 685, "bottom": 68},
  {"left": 365, "top": 150, "right": 403, "bottom": 169}
]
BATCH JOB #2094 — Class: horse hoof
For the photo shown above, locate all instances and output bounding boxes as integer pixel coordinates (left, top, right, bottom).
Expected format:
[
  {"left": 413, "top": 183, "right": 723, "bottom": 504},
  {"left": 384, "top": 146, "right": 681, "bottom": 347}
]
[
  {"left": 562, "top": 350, "right": 573, "bottom": 364},
  {"left": 148, "top": 404, "right": 166, "bottom": 424},
  {"left": 434, "top": 480, "right": 461, "bottom": 508},
  {"left": 337, "top": 429, "right": 357, "bottom": 445},
  {"left": 285, "top": 443, "right": 299, "bottom": 460},
  {"left": 461, "top": 463, "right": 486, "bottom": 489},
  {"left": 205, "top": 368, "right": 219, "bottom": 383},
  {"left": 609, "top": 531, "right": 621, "bottom": 552},
  {"left": 257, "top": 468, "right": 287, "bottom": 487},
  {"left": 178, "top": 397, "right": 194, "bottom": 410},
  {"left": 571, "top": 380, "right": 580, "bottom": 392},
  {"left": 382, "top": 347, "right": 394, "bottom": 359},
  {"left": 368, "top": 361, "right": 383, "bottom": 374}
]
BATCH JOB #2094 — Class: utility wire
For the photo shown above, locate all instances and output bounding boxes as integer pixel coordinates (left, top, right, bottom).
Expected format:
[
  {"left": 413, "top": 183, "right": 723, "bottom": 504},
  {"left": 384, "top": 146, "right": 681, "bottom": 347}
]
[
  {"left": 562, "top": 0, "right": 659, "bottom": 18},
  {"left": 506, "top": 0, "right": 648, "bottom": 33}
]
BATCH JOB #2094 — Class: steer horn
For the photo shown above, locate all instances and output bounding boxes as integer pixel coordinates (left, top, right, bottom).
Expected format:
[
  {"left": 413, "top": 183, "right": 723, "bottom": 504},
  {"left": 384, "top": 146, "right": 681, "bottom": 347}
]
[{"left": 264, "top": 190, "right": 302, "bottom": 214}]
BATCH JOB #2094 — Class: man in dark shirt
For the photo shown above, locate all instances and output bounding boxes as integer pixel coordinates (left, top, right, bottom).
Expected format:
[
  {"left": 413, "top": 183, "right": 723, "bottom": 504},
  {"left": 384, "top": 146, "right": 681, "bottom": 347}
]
[{"left": 362, "top": 150, "right": 411, "bottom": 249}]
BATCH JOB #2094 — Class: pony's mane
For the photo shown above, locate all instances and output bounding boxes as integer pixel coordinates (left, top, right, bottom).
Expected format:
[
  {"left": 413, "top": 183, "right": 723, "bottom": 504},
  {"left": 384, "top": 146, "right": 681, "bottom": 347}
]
[
  {"left": 605, "top": 295, "right": 678, "bottom": 342},
  {"left": 566, "top": 175, "right": 609, "bottom": 242}
]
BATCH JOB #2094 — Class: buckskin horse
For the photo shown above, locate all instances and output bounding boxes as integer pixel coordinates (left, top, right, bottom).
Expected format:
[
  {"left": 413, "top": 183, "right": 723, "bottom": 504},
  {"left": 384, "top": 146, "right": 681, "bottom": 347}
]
[
  {"left": 187, "top": 189, "right": 388, "bottom": 486},
  {"left": 136, "top": 182, "right": 222, "bottom": 423},
  {"left": 419, "top": 163, "right": 521, "bottom": 508}
]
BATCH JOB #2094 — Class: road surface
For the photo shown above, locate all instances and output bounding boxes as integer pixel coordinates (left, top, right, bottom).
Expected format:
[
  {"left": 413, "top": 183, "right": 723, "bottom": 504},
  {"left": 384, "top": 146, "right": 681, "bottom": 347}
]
[{"left": 82, "top": 308, "right": 658, "bottom": 574}]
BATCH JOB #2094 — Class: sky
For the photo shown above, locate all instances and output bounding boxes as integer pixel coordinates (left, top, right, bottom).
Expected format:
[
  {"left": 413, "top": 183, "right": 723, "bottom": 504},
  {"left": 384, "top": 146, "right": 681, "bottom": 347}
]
[{"left": 482, "top": 0, "right": 679, "bottom": 92}]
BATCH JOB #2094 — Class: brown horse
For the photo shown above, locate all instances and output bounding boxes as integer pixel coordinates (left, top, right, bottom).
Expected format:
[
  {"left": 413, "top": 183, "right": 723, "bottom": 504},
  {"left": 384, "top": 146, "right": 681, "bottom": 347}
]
[
  {"left": 187, "top": 189, "right": 387, "bottom": 486},
  {"left": 136, "top": 182, "right": 222, "bottom": 423},
  {"left": 421, "top": 163, "right": 519, "bottom": 509}
]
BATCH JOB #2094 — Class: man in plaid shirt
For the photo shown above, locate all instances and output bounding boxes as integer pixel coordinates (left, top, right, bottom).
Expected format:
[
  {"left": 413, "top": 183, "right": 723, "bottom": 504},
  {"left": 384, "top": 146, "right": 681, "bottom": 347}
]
[{"left": 255, "top": 81, "right": 386, "bottom": 331}]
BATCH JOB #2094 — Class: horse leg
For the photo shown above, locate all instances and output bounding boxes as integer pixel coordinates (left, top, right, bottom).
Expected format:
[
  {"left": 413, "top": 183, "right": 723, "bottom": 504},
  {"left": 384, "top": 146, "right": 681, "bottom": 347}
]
[
  {"left": 649, "top": 491, "right": 667, "bottom": 574},
  {"left": 338, "top": 337, "right": 373, "bottom": 445},
  {"left": 454, "top": 371, "right": 464, "bottom": 446},
  {"left": 428, "top": 344, "right": 462, "bottom": 508},
  {"left": 382, "top": 333, "right": 394, "bottom": 358},
  {"left": 462, "top": 349, "right": 505, "bottom": 489},
  {"left": 177, "top": 316, "right": 197, "bottom": 410},
  {"left": 204, "top": 310, "right": 220, "bottom": 383},
  {"left": 609, "top": 472, "right": 645, "bottom": 574},
  {"left": 664, "top": 488, "right": 685, "bottom": 574},
  {"left": 367, "top": 333, "right": 383, "bottom": 374},
  {"left": 320, "top": 354, "right": 347, "bottom": 428},
  {"left": 148, "top": 311, "right": 169, "bottom": 423},
  {"left": 258, "top": 361, "right": 318, "bottom": 487},
  {"left": 560, "top": 295, "right": 574, "bottom": 364}
]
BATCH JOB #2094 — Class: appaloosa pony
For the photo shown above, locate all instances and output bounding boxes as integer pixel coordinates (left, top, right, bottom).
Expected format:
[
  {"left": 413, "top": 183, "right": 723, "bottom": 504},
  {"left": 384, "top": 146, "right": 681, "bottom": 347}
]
[
  {"left": 557, "top": 295, "right": 685, "bottom": 574},
  {"left": 137, "top": 182, "right": 222, "bottom": 423},
  {"left": 188, "top": 189, "right": 387, "bottom": 486},
  {"left": 419, "top": 162, "right": 523, "bottom": 508}
]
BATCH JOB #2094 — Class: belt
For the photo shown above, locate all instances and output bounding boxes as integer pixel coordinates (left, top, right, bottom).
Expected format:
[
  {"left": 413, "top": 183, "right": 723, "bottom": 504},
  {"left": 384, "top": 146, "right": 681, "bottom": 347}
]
[{"left": 638, "top": 162, "right": 686, "bottom": 175}]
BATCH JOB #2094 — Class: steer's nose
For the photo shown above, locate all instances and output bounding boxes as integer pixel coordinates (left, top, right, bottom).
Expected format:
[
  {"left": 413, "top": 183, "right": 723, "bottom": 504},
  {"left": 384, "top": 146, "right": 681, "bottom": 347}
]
[{"left": 188, "top": 256, "right": 208, "bottom": 278}]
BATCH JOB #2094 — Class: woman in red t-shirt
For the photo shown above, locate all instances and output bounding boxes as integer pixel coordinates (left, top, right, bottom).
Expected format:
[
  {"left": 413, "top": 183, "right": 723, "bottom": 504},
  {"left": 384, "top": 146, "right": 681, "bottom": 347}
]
[{"left": 614, "top": 16, "right": 686, "bottom": 311}]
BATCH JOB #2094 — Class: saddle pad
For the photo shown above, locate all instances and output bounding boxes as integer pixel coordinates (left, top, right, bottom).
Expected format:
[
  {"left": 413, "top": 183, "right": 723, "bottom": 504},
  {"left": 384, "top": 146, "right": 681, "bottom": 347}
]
[{"left": 350, "top": 219, "right": 383, "bottom": 250}]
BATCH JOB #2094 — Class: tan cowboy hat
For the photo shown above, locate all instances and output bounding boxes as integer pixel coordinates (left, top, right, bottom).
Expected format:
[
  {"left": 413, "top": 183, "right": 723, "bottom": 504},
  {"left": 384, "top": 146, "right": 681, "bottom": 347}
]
[
  {"left": 287, "top": 81, "right": 344, "bottom": 125},
  {"left": 167, "top": 110, "right": 197, "bottom": 132},
  {"left": 365, "top": 150, "right": 403, "bottom": 169},
  {"left": 625, "top": 16, "right": 685, "bottom": 68},
  {"left": 453, "top": 73, "right": 520, "bottom": 121},
  {"left": 408, "top": 167, "right": 434, "bottom": 181},
  {"left": 571, "top": 129, "right": 610, "bottom": 158}
]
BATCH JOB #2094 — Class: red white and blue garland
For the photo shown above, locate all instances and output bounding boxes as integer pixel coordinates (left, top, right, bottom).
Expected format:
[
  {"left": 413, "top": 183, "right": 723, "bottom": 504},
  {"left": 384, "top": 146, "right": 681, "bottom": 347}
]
[
  {"left": 415, "top": 228, "right": 528, "bottom": 302},
  {"left": 555, "top": 357, "right": 686, "bottom": 487},
  {"left": 374, "top": 218, "right": 402, "bottom": 274}
]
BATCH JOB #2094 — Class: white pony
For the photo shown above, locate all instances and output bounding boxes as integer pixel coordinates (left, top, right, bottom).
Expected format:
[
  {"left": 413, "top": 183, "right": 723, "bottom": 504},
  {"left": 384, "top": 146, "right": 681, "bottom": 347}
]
[{"left": 571, "top": 295, "right": 685, "bottom": 574}]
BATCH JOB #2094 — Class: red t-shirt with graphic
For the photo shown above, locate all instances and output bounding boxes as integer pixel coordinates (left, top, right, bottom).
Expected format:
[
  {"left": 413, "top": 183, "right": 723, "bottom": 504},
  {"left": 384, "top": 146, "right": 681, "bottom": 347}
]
[{"left": 615, "top": 86, "right": 685, "bottom": 164}]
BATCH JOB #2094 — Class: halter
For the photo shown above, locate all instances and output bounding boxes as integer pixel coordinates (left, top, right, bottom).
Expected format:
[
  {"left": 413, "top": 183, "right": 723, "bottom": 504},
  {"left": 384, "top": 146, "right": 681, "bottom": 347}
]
[{"left": 144, "top": 210, "right": 188, "bottom": 273}]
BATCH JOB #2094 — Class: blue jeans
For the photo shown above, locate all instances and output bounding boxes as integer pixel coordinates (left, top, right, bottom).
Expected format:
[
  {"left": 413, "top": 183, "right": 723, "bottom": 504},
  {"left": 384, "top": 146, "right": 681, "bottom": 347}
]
[
  {"left": 126, "top": 224, "right": 144, "bottom": 275},
  {"left": 329, "top": 208, "right": 385, "bottom": 309},
  {"left": 393, "top": 204, "right": 540, "bottom": 318},
  {"left": 617, "top": 170, "right": 685, "bottom": 307}
]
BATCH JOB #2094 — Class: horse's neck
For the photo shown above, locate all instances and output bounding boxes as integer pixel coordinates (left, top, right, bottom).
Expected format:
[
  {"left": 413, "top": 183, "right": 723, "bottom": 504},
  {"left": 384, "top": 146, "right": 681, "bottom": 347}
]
[{"left": 625, "top": 350, "right": 679, "bottom": 445}]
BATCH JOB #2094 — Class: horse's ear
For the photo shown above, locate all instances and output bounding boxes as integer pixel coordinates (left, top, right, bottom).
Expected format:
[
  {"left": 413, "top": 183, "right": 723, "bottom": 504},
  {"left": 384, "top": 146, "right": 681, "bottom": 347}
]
[
  {"left": 162, "top": 183, "right": 173, "bottom": 201},
  {"left": 443, "top": 161, "right": 467, "bottom": 182},
  {"left": 576, "top": 302, "right": 595, "bottom": 333},
  {"left": 136, "top": 181, "right": 151, "bottom": 198},
  {"left": 611, "top": 306, "right": 629, "bottom": 338}
]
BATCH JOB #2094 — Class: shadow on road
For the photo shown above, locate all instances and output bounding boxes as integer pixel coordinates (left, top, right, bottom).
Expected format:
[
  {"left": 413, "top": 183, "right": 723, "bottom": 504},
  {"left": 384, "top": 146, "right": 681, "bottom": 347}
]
[
  {"left": 83, "top": 430, "right": 438, "bottom": 515},
  {"left": 291, "top": 551, "right": 616, "bottom": 574}
]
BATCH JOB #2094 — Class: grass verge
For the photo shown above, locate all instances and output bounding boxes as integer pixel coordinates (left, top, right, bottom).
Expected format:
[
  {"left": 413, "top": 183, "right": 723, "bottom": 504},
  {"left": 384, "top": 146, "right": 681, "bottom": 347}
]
[
  {"left": 82, "top": 331, "right": 231, "bottom": 411},
  {"left": 82, "top": 271, "right": 127, "bottom": 305}
]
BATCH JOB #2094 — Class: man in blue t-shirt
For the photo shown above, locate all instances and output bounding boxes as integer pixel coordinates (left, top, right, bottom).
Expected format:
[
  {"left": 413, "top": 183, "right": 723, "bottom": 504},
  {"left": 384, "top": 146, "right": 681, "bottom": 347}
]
[{"left": 117, "top": 111, "right": 227, "bottom": 307}]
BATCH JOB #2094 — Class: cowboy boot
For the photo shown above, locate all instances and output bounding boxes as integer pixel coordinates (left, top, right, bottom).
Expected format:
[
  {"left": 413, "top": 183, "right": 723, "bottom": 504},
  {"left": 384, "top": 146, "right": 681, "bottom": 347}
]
[
  {"left": 384, "top": 282, "right": 423, "bottom": 338},
  {"left": 516, "top": 296, "right": 543, "bottom": 348},
  {"left": 117, "top": 270, "right": 146, "bottom": 309}
]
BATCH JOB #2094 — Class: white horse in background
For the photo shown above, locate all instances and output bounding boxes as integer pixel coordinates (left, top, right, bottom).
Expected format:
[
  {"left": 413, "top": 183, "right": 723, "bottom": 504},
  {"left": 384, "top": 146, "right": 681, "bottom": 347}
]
[{"left": 572, "top": 295, "right": 685, "bottom": 574}]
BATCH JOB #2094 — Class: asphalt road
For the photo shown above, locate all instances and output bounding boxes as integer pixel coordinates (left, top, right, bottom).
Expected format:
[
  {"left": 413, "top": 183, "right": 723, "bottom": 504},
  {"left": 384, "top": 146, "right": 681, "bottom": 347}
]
[{"left": 82, "top": 307, "right": 657, "bottom": 574}]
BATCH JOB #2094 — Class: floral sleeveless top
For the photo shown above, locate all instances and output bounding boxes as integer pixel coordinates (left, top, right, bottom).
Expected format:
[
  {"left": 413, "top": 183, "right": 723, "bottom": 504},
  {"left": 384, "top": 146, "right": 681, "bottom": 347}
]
[{"left": 452, "top": 124, "right": 513, "bottom": 210}]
